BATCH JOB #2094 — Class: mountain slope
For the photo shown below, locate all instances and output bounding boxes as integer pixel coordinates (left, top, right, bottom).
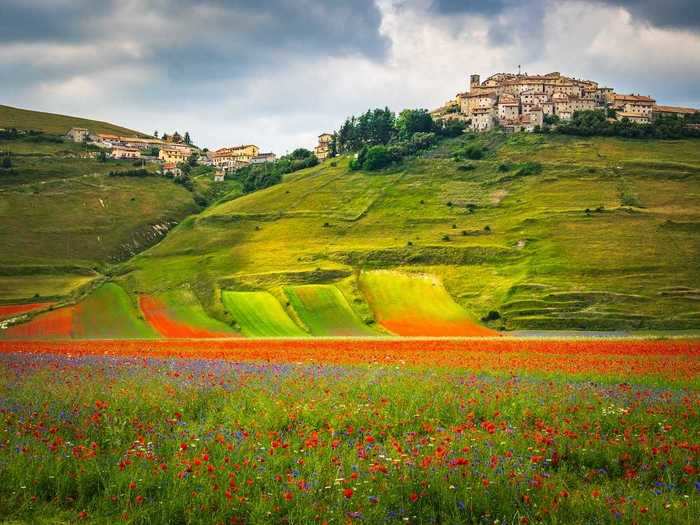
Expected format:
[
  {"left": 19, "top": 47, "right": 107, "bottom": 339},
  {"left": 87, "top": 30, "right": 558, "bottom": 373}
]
[
  {"left": 116, "top": 132, "right": 700, "bottom": 332},
  {"left": 0, "top": 104, "right": 149, "bottom": 137}
]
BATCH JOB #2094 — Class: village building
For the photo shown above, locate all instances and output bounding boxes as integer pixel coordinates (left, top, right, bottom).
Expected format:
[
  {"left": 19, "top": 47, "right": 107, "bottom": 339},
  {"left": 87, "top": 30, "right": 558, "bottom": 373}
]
[
  {"left": 652, "top": 105, "right": 699, "bottom": 120},
  {"left": 111, "top": 145, "right": 141, "bottom": 160},
  {"left": 314, "top": 133, "right": 333, "bottom": 160},
  {"left": 213, "top": 145, "right": 261, "bottom": 171},
  {"left": 214, "top": 169, "right": 225, "bottom": 182},
  {"left": 159, "top": 145, "right": 192, "bottom": 164},
  {"left": 161, "top": 162, "right": 182, "bottom": 178},
  {"left": 250, "top": 152, "right": 277, "bottom": 164},
  {"left": 65, "top": 127, "right": 90, "bottom": 142}
]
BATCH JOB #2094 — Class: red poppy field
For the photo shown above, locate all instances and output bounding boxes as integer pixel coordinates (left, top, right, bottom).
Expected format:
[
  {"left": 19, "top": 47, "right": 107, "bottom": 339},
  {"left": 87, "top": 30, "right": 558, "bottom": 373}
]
[{"left": 0, "top": 337, "right": 698, "bottom": 524}]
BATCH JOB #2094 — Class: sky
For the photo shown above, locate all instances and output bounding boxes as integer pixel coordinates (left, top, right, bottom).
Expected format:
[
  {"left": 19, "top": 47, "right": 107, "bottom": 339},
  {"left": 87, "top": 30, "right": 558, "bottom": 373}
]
[{"left": 1, "top": 0, "right": 699, "bottom": 154}]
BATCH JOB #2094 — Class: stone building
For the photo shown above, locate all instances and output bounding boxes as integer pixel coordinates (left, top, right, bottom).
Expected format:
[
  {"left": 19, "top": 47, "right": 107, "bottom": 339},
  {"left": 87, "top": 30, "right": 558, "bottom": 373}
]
[
  {"left": 213, "top": 145, "right": 261, "bottom": 171},
  {"left": 314, "top": 133, "right": 333, "bottom": 161},
  {"left": 65, "top": 127, "right": 90, "bottom": 142}
]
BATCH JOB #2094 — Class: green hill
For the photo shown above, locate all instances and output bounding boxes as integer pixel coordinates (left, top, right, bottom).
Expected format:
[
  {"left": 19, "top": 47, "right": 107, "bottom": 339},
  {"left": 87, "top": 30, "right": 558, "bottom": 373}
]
[
  {"left": 0, "top": 104, "right": 148, "bottom": 137},
  {"left": 116, "top": 132, "right": 700, "bottom": 333},
  {"left": 0, "top": 110, "right": 202, "bottom": 306}
]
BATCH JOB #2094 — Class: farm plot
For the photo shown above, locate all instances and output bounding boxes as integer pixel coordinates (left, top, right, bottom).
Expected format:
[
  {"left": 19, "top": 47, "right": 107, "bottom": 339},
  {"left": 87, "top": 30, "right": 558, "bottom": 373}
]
[
  {"left": 359, "top": 270, "right": 498, "bottom": 336},
  {"left": 221, "top": 290, "right": 307, "bottom": 337},
  {"left": 285, "top": 285, "right": 378, "bottom": 336}
]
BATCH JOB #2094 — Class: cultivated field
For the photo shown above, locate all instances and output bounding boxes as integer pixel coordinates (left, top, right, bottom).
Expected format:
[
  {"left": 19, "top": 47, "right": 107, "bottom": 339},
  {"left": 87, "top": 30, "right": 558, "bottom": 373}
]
[{"left": 0, "top": 338, "right": 698, "bottom": 524}]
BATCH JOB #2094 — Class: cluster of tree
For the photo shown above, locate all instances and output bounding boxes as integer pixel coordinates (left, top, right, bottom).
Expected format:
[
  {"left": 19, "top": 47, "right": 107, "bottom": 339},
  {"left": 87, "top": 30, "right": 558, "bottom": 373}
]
[
  {"left": 336, "top": 108, "right": 466, "bottom": 171},
  {"left": 233, "top": 148, "right": 318, "bottom": 193},
  {"left": 548, "top": 110, "right": 700, "bottom": 139},
  {"left": 156, "top": 131, "right": 193, "bottom": 144}
]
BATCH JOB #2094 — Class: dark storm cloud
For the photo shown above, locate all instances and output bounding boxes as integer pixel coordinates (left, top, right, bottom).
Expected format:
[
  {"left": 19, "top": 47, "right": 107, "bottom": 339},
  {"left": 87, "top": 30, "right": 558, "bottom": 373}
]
[
  {"left": 0, "top": 0, "right": 388, "bottom": 72},
  {"left": 430, "top": 0, "right": 700, "bottom": 32},
  {"left": 596, "top": 0, "right": 700, "bottom": 31}
]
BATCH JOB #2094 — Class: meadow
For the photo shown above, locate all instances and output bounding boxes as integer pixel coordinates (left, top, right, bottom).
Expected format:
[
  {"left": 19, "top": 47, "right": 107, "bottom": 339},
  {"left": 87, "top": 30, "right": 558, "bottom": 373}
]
[{"left": 0, "top": 339, "right": 698, "bottom": 524}]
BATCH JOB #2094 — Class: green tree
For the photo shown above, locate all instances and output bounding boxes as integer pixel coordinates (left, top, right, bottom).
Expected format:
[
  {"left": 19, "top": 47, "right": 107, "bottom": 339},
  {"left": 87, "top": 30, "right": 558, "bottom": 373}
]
[
  {"left": 1, "top": 155, "right": 11, "bottom": 169},
  {"left": 363, "top": 145, "right": 392, "bottom": 170},
  {"left": 184, "top": 132, "right": 191, "bottom": 145},
  {"left": 154, "top": 131, "right": 159, "bottom": 138},
  {"left": 396, "top": 109, "right": 434, "bottom": 139}
]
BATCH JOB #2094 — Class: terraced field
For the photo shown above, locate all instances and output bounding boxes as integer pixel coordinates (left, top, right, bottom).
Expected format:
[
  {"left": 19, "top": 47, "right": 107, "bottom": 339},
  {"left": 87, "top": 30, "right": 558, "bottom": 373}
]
[
  {"left": 285, "top": 284, "right": 378, "bottom": 336},
  {"left": 359, "top": 270, "right": 498, "bottom": 336},
  {"left": 221, "top": 291, "right": 307, "bottom": 337},
  {"left": 139, "top": 289, "right": 238, "bottom": 338},
  {"left": 2, "top": 283, "right": 156, "bottom": 339}
]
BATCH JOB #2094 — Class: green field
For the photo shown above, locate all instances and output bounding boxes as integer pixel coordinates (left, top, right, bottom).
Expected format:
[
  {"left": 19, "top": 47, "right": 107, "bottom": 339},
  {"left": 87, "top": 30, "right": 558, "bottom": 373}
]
[
  {"left": 358, "top": 270, "right": 495, "bottom": 336},
  {"left": 0, "top": 130, "right": 200, "bottom": 302},
  {"left": 285, "top": 284, "right": 378, "bottom": 336},
  {"left": 72, "top": 283, "right": 156, "bottom": 338},
  {"left": 116, "top": 132, "right": 700, "bottom": 332},
  {"left": 1, "top": 283, "right": 156, "bottom": 339},
  {"left": 221, "top": 291, "right": 307, "bottom": 337},
  {"left": 0, "top": 104, "right": 148, "bottom": 137},
  {"left": 140, "top": 288, "right": 238, "bottom": 337}
]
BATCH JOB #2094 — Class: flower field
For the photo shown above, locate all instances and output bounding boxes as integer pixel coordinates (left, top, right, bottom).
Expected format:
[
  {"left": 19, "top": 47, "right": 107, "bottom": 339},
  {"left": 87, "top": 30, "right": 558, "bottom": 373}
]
[{"left": 0, "top": 338, "right": 699, "bottom": 524}]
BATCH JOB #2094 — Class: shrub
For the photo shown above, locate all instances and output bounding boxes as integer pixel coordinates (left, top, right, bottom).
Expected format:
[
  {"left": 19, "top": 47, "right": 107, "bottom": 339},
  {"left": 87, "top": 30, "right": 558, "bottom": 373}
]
[
  {"left": 498, "top": 162, "right": 512, "bottom": 172},
  {"left": 442, "top": 234, "right": 450, "bottom": 241},
  {"left": 515, "top": 162, "right": 543, "bottom": 177},
  {"left": 1, "top": 156, "right": 11, "bottom": 169},
  {"left": 363, "top": 145, "right": 393, "bottom": 171},
  {"left": 457, "top": 163, "right": 475, "bottom": 172},
  {"left": 464, "top": 145, "right": 485, "bottom": 160},
  {"left": 481, "top": 310, "right": 501, "bottom": 322}
]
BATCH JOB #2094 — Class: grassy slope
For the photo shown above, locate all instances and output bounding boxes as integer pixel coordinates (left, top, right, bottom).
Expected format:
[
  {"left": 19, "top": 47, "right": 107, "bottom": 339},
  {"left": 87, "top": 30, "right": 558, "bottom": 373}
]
[
  {"left": 2, "top": 283, "right": 156, "bottom": 339},
  {"left": 221, "top": 291, "right": 307, "bottom": 337},
  {"left": 120, "top": 132, "right": 700, "bottom": 331},
  {"left": 285, "top": 284, "right": 378, "bottom": 336},
  {"left": 359, "top": 270, "right": 498, "bottom": 336},
  {"left": 0, "top": 104, "right": 148, "bottom": 137},
  {"left": 139, "top": 288, "right": 238, "bottom": 337},
  {"left": 0, "top": 137, "right": 199, "bottom": 302}
]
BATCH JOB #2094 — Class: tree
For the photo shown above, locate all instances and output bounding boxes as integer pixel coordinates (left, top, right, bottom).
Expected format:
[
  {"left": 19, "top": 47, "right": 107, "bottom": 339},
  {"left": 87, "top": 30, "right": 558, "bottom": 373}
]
[
  {"left": 1, "top": 155, "right": 11, "bottom": 169},
  {"left": 98, "top": 151, "right": 107, "bottom": 163},
  {"left": 396, "top": 109, "right": 434, "bottom": 139},
  {"left": 187, "top": 153, "right": 198, "bottom": 167},
  {"left": 184, "top": 132, "right": 191, "bottom": 145},
  {"left": 154, "top": 131, "right": 159, "bottom": 138},
  {"left": 162, "top": 133, "right": 169, "bottom": 141},
  {"left": 172, "top": 131, "right": 182, "bottom": 143},
  {"left": 363, "top": 145, "right": 392, "bottom": 171}
]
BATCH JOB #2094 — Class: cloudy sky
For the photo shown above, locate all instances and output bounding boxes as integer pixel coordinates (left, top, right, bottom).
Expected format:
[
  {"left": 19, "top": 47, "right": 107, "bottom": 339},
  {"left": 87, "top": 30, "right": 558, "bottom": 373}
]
[{"left": 1, "top": 0, "right": 699, "bottom": 153}]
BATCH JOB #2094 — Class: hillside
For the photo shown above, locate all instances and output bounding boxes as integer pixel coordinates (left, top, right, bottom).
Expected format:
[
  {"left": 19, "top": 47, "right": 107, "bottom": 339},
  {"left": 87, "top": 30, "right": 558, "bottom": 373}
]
[
  {"left": 108, "top": 132, "right": 700, "bottom": 334},
  {"left": 0, "top": 104, "right": 149, "bottom": 137},
  {"left": 0, "top": 124, "right": 201, "bottom": 307},
  {"left": 2, "top": 131, "right": 700, "bottom": 337}
]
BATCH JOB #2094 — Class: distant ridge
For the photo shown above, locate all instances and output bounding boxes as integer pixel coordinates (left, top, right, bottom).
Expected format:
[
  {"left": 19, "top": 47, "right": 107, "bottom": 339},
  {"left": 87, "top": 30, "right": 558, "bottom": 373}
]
[{"left": 0, "top": 104, "right": 150, "bottom": 138}]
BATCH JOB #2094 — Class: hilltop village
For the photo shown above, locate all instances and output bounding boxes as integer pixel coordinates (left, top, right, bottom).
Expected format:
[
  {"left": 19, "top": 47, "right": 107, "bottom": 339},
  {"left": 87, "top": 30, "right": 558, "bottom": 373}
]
[
  {"left": 432, "top": 71, "right": 699, "bottom": 133},
  {"left": 62, "top": 126, "right": 334, "bottom": 181}
]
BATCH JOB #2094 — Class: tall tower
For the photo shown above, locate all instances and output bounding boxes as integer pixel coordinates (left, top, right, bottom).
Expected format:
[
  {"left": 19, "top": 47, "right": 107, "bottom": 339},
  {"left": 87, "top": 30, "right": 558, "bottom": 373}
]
[{"left": 470, "top": 74, "right": 480, "bottom": 89}]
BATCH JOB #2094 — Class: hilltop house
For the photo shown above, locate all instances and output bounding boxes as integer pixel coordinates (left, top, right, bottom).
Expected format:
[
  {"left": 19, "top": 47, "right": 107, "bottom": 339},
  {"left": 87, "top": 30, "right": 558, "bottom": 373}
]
[
  {"left": 111, "top": 145, "right": 141, "bottom": 160},
  {"left": 314, "top": 133, "right": 333, "bottom": 160},
  {"left": 652, "top": 105, "right": 699, "bottom": 119},
  {"left": 250, "top": 152, "right": 276, "bottom": 164},
  {"left": 213, "top": 145, "right": 260, "bottom": 171},
  {"left": 65, "top": 127, "right": 90, "bottom": 142},
  {"left": 159, "top": 145, "right": 192, "bottom": 164},
  {"left": 161, "top": 162, "right": 182, "bottom": 178}
]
